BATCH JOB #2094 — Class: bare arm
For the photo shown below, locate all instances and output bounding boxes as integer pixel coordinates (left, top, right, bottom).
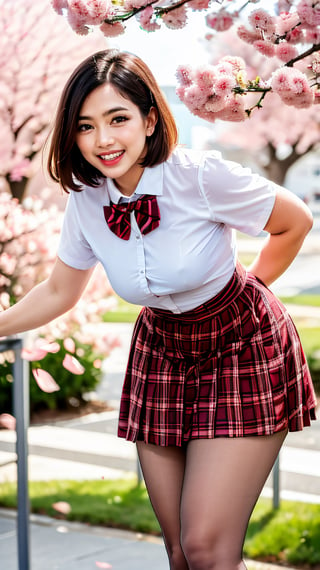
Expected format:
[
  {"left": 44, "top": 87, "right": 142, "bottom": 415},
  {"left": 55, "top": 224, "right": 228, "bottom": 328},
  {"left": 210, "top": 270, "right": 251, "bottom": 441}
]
[
  {"left": 0, "top": 258, "right": 94, "bottom": 337},
  {"left": 247, "top": 187, "right": 313, "bottom": 287}
]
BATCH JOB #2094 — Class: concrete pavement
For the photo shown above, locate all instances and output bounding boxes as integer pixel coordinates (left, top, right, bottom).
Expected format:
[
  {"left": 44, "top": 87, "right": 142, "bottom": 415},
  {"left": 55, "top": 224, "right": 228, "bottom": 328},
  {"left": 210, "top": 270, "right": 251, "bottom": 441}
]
[{"left": 0, "top": 508, "right": 295, "bottom": 570}]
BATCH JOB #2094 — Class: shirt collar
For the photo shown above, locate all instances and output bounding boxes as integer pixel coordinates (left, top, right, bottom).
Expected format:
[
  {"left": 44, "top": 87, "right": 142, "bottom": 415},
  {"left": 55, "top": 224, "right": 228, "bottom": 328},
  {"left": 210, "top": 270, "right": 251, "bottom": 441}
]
[{"left": 106, "top": 163, "right": 163, "bottom": 204}]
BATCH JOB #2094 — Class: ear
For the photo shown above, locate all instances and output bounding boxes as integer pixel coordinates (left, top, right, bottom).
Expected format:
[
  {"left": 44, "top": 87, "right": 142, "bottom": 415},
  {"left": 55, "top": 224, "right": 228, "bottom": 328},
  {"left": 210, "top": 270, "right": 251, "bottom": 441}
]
[{"left": 146, "top": 106, "right": 158, "bottom": 137}]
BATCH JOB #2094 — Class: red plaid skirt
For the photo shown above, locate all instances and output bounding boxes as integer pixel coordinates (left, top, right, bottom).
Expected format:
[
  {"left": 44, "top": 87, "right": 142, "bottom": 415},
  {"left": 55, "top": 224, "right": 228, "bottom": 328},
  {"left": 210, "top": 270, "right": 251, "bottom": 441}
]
[{"left": 118, "top": 264, "right": 317, "bottom": 446}]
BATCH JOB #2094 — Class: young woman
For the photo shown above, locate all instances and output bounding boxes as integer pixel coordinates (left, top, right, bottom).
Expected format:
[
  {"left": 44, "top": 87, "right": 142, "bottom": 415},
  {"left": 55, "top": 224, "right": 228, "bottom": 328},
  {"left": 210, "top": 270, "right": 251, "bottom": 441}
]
[{"left": 0, "top": 49, "right": 317, "bottom": 570}]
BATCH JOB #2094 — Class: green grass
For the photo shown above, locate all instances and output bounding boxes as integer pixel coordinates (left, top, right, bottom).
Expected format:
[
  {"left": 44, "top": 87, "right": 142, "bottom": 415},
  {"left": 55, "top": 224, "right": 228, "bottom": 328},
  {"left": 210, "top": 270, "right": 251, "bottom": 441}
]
[
  {"left": 296, "top": 327, "right": 320, "bottom": 354},
  {"left": 280, "top": 295, "right": 320, "bottom": 308},
  {"left": 103, "top": 293, "right": 320, "bottom": 324},
  {"left": 0, "top": 478, "right": 319, "bottom": 566},
  {"left": 103, "top": 296, "right": 141, "bottom": 323}
]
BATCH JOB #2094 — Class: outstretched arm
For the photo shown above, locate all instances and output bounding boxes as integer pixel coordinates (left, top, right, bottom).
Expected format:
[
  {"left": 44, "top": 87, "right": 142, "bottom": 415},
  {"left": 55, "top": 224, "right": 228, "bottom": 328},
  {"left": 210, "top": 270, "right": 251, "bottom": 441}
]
[
  {"left": 247, "top": 187, "right": 313, "bottom": 287},
  {"left": 0, "top": 258, "right": 94, "bottom": 337}
]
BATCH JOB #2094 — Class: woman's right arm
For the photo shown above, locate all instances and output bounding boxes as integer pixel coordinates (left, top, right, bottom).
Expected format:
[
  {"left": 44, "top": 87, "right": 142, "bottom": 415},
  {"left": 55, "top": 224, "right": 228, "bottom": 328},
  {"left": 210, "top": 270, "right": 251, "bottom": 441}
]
[{"left": 0, "top": 258, "right": 94, "bottom": 337}]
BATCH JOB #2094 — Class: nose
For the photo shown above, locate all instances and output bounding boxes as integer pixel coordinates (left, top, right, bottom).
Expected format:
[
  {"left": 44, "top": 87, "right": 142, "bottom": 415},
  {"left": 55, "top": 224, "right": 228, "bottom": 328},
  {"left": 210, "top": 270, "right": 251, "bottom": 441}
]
[{"left": 96, "top": 126, "right": 115, "bottom": 147}]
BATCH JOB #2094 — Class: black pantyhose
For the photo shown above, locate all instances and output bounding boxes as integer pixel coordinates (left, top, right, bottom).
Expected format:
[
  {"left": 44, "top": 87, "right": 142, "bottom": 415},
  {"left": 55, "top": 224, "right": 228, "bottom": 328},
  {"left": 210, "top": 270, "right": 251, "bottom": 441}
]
[{"left": 137, "top": 431, "right": 287, "bottom": 570}]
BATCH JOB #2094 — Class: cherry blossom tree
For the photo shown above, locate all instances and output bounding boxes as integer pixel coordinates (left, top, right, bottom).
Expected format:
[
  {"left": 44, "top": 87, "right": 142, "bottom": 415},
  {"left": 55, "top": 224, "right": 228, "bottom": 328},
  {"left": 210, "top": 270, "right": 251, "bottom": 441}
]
[
  {"left": 51, "top": 0, "right": 320, "bottom": 121},
  {"left": 0, "top": 0, "right": 106, "bottom": 202},
  {"left": 202, "top": 29, "right": 320, "bottom": 185},
  {"left": 0, "top": 192, "right": 120, "bottom": 414}
]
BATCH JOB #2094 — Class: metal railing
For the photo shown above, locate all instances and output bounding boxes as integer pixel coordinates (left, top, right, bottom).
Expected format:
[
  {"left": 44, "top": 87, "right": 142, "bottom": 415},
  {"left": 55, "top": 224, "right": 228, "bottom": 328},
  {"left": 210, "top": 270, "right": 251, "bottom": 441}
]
[{"left": 0, "top": 336, "right": 30, "bottom": 570}]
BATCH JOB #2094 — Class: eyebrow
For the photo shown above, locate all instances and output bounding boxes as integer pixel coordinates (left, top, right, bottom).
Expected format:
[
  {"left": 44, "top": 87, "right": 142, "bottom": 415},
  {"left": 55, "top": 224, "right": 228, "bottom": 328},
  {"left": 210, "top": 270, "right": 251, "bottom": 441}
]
[{"left": 78, "top": 106, "right": 129, "bottom": 121}]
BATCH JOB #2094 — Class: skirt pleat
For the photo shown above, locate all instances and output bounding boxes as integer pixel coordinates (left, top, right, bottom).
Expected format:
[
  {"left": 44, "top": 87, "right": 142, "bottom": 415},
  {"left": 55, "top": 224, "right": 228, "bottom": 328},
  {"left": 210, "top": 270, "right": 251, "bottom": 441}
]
[{"left": 118, "top": 264, "right": 317, "bottom": 446}]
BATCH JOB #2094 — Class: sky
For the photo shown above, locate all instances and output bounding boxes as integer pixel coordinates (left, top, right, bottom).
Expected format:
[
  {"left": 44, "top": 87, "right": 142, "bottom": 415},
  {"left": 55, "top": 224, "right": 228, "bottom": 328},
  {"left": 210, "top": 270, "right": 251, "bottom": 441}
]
[
  {"left": 109, "top": 11, "right": 209, "bottom": 85},
  {"left": 107, "top": 0, "right": 277, "bottom": 85}
]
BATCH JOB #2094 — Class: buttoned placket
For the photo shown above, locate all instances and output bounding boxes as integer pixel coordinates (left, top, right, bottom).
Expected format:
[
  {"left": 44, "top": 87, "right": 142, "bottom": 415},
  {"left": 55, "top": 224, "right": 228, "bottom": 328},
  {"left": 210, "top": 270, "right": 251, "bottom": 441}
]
[{"left": 130, "top": 212, "right": 149, "bottom": 294}]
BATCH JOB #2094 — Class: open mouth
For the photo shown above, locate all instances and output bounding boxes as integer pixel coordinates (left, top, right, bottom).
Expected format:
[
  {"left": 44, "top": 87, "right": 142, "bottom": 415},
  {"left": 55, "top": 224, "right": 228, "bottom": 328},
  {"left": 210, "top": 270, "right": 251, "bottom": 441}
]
[{"left": 98, "top": 151, "right": 124, "bottom": 163}]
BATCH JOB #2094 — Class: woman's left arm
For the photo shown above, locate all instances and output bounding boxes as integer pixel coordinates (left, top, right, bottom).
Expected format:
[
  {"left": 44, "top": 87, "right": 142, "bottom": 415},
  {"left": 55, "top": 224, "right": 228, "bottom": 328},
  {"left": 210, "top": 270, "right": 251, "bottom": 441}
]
[{"left": 247, "top": 186, "right": 313, "bottom": 287}]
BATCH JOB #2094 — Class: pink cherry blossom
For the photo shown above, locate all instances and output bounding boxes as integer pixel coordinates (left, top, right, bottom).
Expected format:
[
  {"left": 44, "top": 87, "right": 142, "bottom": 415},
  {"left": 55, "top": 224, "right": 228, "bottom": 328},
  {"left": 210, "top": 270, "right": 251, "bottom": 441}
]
[
  {"left": 21, "top": 347, "right": 48, "bottom": 361},
  {"left": 237, "top": 24, "right": 262, "bottom": 44},
  {"left": 194, "top": 66, "right": 216, "bottom": 92},
  {"left": 67, "top": 11, "right": 90, "bottom": 34},
  {"left": 206, "top": 10, "right": 234, "bottom": 32},
  {"left": 100, "top": 21, "right": 125, "bottom": 37},
  {"left": 275, "top": 43, "right": 299, "bottom": 62},
  {"left": 220, "top": 56, "right": 246, "bottom": 74},
  {"left": 35, "top": 341, "right": 61, "bottom": 354},
  {"left": 271, "top": 66, "right": 314, "bottom": 108},
  {"left": 139, "top": 6, "right": 161, "bottom": 32},
  {"left": 9, "top": 159, "right": 31, "bottom": 182},
  {"left": 0, "top": 413, "right": 16, "bottom": 430},
  {"left": 51, "top": 0, "right": 68, "bottom": 15},
  {"left": 215, "top": 74, "right": 236, "bottom": 96},
  {"left": 85, "top": 0, "right": 110, "bottom": 25},
  {"left": 188, "top": 0, "right": 211, "bottom": 10},
  {"left": 311, "top": 53, "right": 320, "bottom": 74},
  {"left": 184, "top": 85, "right": 209, "bottom": 110},
  {"left": 275, "top": 11, "right": 300, "bottom": 36},
  {"left": 162, "top": 5, "right": 188, "bottom": 29},
  {"left": 52, "top": 501, "right": 72, "bottom": 514},
  {"left": 204, "top": 93, "right": 228, "bottom": 113},
  {"left": 62, "top": 354, "right": 85, "bottom": 375},
  {"left": 63, "top": 337, "right": 76, "bottom": 353},
  {"left": 95, "top": 562, "right": 112, "bottom": 569},
  {"left": 314, "top": 90, "right": 320, "bottom": 103},
  {"left": 248, "top": 9, "right": 276, "bottom": 35},
  {"left": 297, "top": 0, "right": 320, "bottom": 26},
  {"left": 305, "top": 28, "right": 320, "bottom": 44},
  {"left": 124, "top": 0, "right": 152, "bottom": 8},
  {"left": 215, "top": 95, "right": 247, "bottom": 122},
  {"left": 285, "top": 26, "right": 305, "bottom": 44},
  {"left": 32, "top": 369, "right": 60, "bottom": 393},
  {"left": 176, "top": 65, "right": 193, "bottom": 87},
  {"left": 271, "top": 67, "right": 296, "bottom": 93},
  {"left": 68, "top": 0, "right": 90, "bottom": 21},
  {"left": 253, "top": 40, "right": 276, "bottom": 57}
]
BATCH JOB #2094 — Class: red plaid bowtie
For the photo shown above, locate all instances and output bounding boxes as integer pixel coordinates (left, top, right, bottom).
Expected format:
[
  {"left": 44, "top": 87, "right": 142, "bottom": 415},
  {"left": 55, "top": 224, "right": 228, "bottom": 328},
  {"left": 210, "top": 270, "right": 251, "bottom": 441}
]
[{"left": 103, "top": 194, "right": 160, "bottom": 240}]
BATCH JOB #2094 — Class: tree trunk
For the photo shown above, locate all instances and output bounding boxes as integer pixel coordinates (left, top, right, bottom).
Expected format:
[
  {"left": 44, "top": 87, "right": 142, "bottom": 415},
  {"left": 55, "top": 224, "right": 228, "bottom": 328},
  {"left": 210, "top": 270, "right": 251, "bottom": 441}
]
[
  {"left": 262, "top": 142, "right": 313, "bottom": 187},
  {"left": 6, "top": 176, "right": 29, "bottom": 202}
]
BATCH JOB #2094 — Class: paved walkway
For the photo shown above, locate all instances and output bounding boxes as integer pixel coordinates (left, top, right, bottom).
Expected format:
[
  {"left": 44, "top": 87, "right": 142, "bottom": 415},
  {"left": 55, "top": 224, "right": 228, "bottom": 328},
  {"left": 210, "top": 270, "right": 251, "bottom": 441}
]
[{"left": 0, "top": 508, "right": 293, "bottom": 570}]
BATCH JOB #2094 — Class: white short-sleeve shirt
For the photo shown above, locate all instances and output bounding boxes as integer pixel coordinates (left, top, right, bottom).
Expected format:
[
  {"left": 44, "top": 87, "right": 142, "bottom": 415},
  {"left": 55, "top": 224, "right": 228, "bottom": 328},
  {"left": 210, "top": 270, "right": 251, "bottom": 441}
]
[{"left": 58, "top": 147, "right": 276, "bottom": 313}]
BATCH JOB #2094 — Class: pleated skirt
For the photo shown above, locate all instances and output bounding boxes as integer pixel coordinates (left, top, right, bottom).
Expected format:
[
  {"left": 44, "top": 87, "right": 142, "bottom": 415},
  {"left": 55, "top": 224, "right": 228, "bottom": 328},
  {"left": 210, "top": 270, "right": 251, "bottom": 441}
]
[{"left": 118, "top": 264, "right": 317, "bottom": 446}]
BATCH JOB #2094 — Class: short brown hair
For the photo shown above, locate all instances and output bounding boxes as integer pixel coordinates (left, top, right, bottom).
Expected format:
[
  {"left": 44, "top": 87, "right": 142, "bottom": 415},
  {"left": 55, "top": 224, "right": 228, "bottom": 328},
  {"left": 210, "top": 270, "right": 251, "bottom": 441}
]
[{"left": 47, "top": 49, "right": 178, "bottom": 193}]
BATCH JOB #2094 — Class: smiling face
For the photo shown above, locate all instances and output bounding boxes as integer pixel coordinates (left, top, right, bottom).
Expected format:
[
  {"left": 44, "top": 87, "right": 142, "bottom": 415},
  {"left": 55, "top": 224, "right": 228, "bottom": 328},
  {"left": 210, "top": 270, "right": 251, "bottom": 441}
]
[{"left": 75, "top": 83, "right": 157, "bottom": 196}]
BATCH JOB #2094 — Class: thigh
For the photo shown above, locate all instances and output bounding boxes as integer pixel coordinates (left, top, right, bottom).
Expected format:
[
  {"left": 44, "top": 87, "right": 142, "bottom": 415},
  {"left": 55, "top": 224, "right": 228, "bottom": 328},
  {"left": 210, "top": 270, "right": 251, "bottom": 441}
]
[
  {"left": 181, "top": 431, "right": 287, "bottom": 550},
  {"left": 137, "top": 442, "right": 186, "bottom": 545}
]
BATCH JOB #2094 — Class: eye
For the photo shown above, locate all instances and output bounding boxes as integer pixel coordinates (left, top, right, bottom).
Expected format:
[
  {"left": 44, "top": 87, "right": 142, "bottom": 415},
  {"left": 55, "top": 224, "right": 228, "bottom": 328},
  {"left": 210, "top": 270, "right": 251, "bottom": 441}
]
[
  {"left": 77, "top": 123, "right": 93, "bottom": 132},
  {"left": 111, "top": 115, "right": 129, "bottom": 125}
]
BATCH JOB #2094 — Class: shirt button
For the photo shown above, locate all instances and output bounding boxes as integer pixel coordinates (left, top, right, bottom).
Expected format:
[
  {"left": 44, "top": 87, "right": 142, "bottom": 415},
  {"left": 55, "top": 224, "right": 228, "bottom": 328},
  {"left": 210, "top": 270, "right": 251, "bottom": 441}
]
[{"left": 136, "top": 236, "right": 140, "bottom": 240}]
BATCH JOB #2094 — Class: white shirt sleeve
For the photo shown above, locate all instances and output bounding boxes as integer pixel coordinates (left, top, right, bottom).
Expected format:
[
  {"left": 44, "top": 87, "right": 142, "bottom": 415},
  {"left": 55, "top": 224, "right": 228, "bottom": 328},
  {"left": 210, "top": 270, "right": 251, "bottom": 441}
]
[
  {"left": 57, "top": 192, "right": 98, "bottom": 270},
  {"left": 199, "top": 152, "right": 277, "bottom": 236}
]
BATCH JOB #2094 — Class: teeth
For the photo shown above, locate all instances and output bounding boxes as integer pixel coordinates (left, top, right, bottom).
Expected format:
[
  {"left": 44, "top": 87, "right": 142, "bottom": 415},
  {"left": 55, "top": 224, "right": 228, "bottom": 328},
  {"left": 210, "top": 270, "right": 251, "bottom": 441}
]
[{"left": 100, "top": 151, "right": 123, "bottom": 161}]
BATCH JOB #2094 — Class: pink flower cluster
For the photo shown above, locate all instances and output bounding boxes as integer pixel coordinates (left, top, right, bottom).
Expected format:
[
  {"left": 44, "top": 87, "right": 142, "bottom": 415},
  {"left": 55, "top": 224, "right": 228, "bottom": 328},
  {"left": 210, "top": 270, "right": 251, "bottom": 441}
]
[
  {"left": 176, "top": 57, "right": 248, "bottom": 122},
  {"left": 0, "top": 192, "right": 120, "bottom": 397},
  {"left": 271, "top": 67, "right": 315, "bottom": 108},
  {"left": 0, "top": 194, "right": 61, "bottom": 300},
  {"left": 206, "top": 9, "right": 234, "bottom": 32},
  {"left": 51, "top": 0, "right": 224, "bottom": 36},
  {"left": 237, "top": 3, "right": 320, "bottom": 64},
  {"left": 297, "top": 0, "right": 320, "bottom": 26},
  {"left": 49, "top": 0, "right": 320, "bottom": 119},
  {"left": 51, "top": 0, "right": 125, "bottom": 36}
]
